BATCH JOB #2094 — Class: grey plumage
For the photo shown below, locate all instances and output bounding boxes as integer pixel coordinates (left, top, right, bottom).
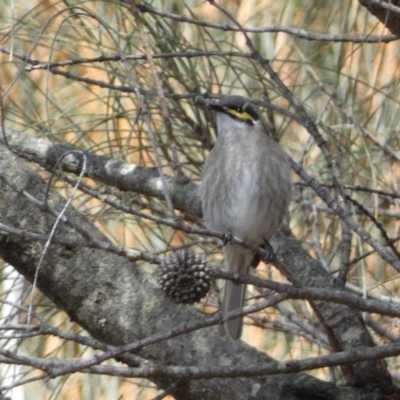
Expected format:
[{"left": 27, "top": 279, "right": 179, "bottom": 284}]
[{"left": 200, "top": 95, "right": 292, "bottom": 340}]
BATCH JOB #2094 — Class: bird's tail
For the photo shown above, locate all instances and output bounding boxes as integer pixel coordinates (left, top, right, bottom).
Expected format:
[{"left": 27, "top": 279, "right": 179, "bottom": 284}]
[{"left": 219, "top": 244, "right": 254, "bottom": 340}]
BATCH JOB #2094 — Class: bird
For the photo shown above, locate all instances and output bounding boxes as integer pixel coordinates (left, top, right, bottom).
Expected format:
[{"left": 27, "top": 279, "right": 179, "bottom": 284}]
[{"left": 199, "top": 95, "right": 292, "bottom": 340}]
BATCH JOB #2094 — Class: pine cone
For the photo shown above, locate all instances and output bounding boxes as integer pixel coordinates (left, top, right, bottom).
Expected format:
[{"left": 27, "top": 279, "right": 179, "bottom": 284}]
[{"left": 158, "top": 250, "right": 212, "bottom": 304}]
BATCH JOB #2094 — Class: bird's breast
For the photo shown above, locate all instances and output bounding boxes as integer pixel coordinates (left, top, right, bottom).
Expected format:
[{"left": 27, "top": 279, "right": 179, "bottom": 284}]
[
  {"left": 224, "top": 153, "right": 268, "bottom": 240},
  {"left": 202, "top": 135, "right": 283, "bottom": 242}
]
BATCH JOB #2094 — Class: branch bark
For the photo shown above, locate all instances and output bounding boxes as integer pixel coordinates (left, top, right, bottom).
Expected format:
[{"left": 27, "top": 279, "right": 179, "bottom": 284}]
[
  {"left": 0, "top": 130, "right": 396, "bottom": 399},
  {"left": 359, "top": 0, "right": 400, "bottom": 36}
]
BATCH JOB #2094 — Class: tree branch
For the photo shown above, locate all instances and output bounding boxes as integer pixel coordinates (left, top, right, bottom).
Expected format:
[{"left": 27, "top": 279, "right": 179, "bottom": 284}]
[{"left": 0, "top": 134, "right": 394, "bottom": 399}]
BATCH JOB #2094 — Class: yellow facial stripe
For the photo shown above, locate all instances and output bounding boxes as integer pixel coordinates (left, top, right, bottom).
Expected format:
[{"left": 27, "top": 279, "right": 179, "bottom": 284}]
[{"left": 228, "top": 109, "right": 254, "bottom": 122}]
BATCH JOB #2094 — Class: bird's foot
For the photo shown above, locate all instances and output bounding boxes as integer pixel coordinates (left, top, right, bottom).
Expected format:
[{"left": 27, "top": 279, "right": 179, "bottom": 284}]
[
  {"left": 222, "top": 229, "right": 234, "bottom": 246},
  {"left": 251, "top": 252, "right": 261, "bottom": 269},
  {"left": 251, "top": 240, "right": 276, "bottom": 268},
  {"left": 263, "top": 240, "right": 276, "bottom": 264}
]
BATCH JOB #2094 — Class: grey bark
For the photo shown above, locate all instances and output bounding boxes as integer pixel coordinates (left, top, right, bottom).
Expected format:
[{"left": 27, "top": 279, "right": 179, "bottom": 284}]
[
  {"left": 0, "top": 130, "right": 396, "bottom": 399},
  {"left": 359, "top": 0, "right": 400, "bottom": 36}
]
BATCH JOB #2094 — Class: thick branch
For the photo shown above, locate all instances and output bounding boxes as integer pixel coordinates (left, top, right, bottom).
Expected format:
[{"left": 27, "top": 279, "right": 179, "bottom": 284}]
[
  {"left": 0, "top": 130, "right": 396, "bottom": 397},
  {"left": 1, "top": 129, "right": 200, "bottom": 216},
  {"left": 0, "top": 142, "right": 373, "bottom": 400},
  {"left": 359, "top": 0, "right": 400, "bottom": 36}
]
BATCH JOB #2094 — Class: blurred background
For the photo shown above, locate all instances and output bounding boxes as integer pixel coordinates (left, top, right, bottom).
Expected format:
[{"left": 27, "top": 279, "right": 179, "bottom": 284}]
[{"left": 1, "top": 0, "right": 400, "bottom": 398}]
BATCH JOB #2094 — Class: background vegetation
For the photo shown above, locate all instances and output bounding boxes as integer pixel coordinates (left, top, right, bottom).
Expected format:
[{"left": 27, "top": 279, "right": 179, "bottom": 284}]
[{"left": 1, "top": 0, "right": 400, "bottom": 399}]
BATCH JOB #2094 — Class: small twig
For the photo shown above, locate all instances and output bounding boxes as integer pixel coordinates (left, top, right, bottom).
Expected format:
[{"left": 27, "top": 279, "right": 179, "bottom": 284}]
[
  {"left": 130, "top": 1, "right": 184, "bottom": 180},
  {"left": 290, "top": 157, "right": 400, "bottom": 272},
  {"left": 132, "top": 3, "right": 397, "bottom": 43},
  {"left": 27, "top": 153, "right": 86, "bottom": 324}
]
